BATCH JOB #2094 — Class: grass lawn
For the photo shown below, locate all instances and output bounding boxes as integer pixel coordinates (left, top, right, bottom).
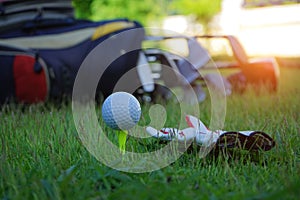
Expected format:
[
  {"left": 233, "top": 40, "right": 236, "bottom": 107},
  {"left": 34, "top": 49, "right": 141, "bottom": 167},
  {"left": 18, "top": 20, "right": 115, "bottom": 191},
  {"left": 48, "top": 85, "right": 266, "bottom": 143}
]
[{"left": 1, "top": 67, "right": 299, "bottom": 200}]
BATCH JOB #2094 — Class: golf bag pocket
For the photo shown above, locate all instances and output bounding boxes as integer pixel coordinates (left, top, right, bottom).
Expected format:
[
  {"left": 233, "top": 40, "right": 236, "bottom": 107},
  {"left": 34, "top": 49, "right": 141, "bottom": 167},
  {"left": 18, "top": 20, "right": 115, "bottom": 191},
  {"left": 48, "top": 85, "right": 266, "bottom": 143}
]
[{"left": 0, "top": 50, "right": 49, "bottom": 104}]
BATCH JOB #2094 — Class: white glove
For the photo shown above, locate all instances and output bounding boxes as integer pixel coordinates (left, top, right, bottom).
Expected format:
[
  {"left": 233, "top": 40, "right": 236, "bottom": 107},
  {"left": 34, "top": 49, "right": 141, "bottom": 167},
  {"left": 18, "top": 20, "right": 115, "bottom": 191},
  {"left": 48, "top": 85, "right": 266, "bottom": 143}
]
[
  {"left": 145, "top": 127, "right": 196, "bottom": 142},
  {"left": 146, "top": 115, "right": 219, "bottom": 147},
  {"left": 146, "top": 115, "right": 275, "bottom": 151}
]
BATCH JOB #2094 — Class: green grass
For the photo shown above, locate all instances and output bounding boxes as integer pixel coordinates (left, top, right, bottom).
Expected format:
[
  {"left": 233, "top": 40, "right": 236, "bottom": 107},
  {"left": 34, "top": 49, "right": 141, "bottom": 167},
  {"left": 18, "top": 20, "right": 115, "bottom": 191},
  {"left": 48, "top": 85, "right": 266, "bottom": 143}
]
[{"left": 1, "top": 67, "right": 300, "bottom": 200}]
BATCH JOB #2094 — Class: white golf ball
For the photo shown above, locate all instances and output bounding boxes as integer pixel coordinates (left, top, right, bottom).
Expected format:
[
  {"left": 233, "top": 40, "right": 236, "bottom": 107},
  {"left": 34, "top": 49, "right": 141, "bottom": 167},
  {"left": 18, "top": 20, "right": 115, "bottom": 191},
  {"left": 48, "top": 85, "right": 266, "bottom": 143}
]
[{"left": 101, "top": 92, "right": 141, "bottom": 130}]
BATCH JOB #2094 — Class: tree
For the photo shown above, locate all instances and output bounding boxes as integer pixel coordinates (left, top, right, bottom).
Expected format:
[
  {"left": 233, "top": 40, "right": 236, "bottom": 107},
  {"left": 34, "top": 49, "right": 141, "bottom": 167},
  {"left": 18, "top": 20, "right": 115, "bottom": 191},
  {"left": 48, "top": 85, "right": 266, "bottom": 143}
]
[
  {"left": 72, "top": 0, "right": 169, "bottom": 26},
  {"left": 170, "top": 0, "right": 222, "bottom": 31},
  {"left": 72, "top": 0, "right": 94, "bottom": 19},
  {"left": 72, "top": 0, "right": 222, "bottom": 29}
]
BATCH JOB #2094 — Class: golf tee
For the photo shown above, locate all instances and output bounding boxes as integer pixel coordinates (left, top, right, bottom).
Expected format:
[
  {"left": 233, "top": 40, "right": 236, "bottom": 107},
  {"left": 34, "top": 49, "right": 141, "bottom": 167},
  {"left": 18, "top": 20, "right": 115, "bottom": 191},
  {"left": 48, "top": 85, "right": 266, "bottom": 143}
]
[{"left": 117, "top": 130, "right": 127, "bottom": 154}]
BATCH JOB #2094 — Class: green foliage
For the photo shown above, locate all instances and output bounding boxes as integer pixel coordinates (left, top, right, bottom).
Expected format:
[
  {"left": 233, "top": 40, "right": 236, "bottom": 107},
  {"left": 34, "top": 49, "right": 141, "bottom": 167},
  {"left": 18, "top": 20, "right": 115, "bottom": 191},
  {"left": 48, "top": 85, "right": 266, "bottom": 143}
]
[
  {"left": 72, "top": 0, "right": 94, "bottom": 19},
  {"left": 73, "top": 0, "right": 169, "bottom": 25},
  {"left": 72, "top": 0, "right": 222, "bottom": 28},
  {"left": 170, "top": 0, "right": 222, "bottom": 24}
]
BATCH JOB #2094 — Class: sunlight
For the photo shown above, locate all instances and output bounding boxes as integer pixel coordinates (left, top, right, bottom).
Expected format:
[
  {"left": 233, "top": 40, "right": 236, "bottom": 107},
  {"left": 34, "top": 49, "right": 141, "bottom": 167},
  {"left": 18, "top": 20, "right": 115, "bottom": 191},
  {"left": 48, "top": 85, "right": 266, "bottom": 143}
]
[{"left": 219, "top": 0, "right": 300, "bottom": 57}]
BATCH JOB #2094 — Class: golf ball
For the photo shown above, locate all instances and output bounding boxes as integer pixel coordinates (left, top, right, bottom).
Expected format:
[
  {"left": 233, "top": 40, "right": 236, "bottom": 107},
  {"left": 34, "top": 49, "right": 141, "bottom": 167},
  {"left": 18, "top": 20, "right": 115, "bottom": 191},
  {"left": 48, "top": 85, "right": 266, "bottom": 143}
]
[{"left": 101, "top": 92, "right": 141, "bottom": 130}]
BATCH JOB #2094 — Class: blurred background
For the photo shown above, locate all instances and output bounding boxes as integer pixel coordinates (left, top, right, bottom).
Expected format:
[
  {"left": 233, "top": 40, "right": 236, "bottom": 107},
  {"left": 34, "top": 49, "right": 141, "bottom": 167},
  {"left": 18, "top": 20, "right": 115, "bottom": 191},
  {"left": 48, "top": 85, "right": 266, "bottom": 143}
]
[{"left": 73, "top": 0, "right": 300, "bottom": 63}]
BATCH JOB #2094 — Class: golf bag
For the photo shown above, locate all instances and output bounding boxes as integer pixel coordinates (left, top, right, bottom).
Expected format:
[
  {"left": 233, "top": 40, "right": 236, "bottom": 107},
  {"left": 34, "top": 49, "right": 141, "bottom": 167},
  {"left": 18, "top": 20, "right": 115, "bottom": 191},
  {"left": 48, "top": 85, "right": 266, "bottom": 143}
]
[{"left": 0, "top": 1, "right": 144, "bottom": 104}]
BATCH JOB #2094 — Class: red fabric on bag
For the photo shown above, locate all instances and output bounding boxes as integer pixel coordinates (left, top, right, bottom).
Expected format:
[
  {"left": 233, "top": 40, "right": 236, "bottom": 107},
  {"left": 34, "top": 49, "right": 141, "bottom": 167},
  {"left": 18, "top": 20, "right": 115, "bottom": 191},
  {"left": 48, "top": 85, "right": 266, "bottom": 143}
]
[{"left": 13, "top": 55, "right": 47, "bottom": 103}]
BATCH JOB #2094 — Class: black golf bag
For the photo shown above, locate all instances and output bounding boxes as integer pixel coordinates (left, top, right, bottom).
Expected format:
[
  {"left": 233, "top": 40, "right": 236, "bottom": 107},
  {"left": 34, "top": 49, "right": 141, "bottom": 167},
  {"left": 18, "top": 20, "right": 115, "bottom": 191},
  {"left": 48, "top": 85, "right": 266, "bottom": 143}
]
[{"left": 0, "top": 0, "right": 145, "bottom": 104}]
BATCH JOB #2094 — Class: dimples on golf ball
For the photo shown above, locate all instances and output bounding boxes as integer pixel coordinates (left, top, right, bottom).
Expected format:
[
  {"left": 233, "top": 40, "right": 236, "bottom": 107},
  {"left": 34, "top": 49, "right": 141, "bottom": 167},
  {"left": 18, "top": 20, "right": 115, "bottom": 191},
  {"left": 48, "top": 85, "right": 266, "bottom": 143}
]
[{"left": 102, "top": 92, "right": 141, "bottom": 130}]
